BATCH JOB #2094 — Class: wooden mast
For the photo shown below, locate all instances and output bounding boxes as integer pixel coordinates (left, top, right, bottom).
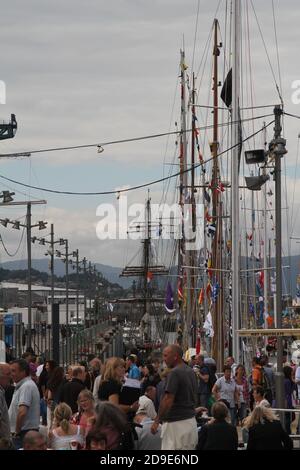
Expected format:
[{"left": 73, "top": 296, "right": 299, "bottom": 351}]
[
  {"left": 211, "top": 19, "right": 224, "bottom": 368},
  {"left": 178, "top": 49, "right": 192, "bottom": 351},
  {"left": 190, "top": 73, "right": 197, "bottom": 347}
]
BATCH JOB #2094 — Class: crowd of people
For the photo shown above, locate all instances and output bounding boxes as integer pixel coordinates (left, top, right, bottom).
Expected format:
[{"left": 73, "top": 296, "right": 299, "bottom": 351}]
[{"left": 0, "top": 345, "right": 299, "bottom": 451}]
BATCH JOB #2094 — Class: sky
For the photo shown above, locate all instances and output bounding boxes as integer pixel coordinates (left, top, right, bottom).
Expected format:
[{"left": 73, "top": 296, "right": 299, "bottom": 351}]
[{"left": 0, "top": 0, "right": 300, "bottom": 270}]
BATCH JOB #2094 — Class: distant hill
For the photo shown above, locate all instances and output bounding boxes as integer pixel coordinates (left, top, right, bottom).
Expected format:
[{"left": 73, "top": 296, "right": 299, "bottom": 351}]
[
  {"left": 1, "top": 259, "right": 132, "bottom": 289},
  {"left": 2, "top": 255, "right": 300, "bottom": 295}
]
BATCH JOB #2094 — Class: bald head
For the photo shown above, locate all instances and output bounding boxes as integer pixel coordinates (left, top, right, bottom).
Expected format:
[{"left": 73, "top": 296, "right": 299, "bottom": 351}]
[
  {"left": 23, "top": 431, "right": 47, "bottom": 450},
  {"left": 163, "top": 344, "right": 184, "bottom": 368},
  {"left": 0, "top": 363, "right": 11, "bottom": 389}
]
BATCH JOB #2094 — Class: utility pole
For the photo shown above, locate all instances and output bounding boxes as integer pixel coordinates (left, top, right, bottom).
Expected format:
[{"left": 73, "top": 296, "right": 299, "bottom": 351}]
[
  {"left": 65, "top": 239, "right": 69, "bottom": 326},
  {"left": 270, "top": 105, "right": 287, "bottom": 409},
  {"left": 27, "top": 203, "right": 32, "bottom": 349},
  {"left": 82, "top": 257, "right": 87, "bottom": 324},
  {"left": 88, "top": 261, "right": 92, "bottom": 315},
  {"left": 50, "top": 224, "right": 54, "bottom": 307},
  {"left": 73, "top": 249, "right": 79, "bottom": 326}
]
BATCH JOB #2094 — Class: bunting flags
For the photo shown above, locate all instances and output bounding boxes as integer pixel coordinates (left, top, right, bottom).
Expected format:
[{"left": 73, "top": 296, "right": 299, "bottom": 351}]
[
  {"left": 216, "top": 181, "right": 225, "bottom": 193},
  {"left": 177, "top": 279, "right": 184, "bottom": 300},
  {"left": 198, "top": 288, "right": 204, "bottom": 305},
  {"left": 212, "top": 282, "right": 220, "bottom": 303},
  {"left": 206, "top": 281, "right": 212, "bottom": 297}
]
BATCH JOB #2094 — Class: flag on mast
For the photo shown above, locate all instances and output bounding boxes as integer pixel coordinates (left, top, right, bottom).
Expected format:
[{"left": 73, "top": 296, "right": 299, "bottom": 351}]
[{"left": 165, "top": 282, "right": 175, "bottom": 313}]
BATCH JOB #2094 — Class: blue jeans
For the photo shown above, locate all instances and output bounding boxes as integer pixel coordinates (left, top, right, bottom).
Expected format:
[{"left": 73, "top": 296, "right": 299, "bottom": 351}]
[{"left": 229, "top": 407, "right": 237, "bottom": 426}]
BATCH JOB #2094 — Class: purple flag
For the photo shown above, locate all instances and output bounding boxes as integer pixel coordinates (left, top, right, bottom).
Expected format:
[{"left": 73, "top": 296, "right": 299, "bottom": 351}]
[{"left": 165, "top": 282, "right": 175, "bottom": 313}]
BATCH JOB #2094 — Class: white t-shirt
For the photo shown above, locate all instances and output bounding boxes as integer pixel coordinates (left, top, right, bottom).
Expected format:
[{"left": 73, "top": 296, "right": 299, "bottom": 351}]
[{"left": 137, "top": 395, "right": 157, "bottom": 420}]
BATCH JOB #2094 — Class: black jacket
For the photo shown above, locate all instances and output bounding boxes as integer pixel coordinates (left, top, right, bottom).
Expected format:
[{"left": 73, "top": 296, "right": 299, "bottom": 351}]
[
  {"left": 197, "top": 420, "right": 238, "bottom": 450},
  {"left": 247, "top": 420, "right": 293, "bottom": 450}
]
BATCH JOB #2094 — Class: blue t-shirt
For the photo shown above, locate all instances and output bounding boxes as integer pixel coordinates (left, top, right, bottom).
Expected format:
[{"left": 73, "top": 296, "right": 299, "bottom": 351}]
[{"left": 128, "top": 364, "right": 141, "bottom": 380}]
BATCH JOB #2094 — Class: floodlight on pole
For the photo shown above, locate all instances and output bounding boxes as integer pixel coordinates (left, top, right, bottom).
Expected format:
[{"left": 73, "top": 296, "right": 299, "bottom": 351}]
[
  {"left": 12, "top": 221, "right": 20, "bottom": 230},
  {"left": 245, "top": 174, "right": 270, "bottom": 191},
  {"left": 245, "top": 149, "right": 267, "bottom": 165},
  {"left": 0, "top": 218, "right": 9, "bottom": 227},
  {"left": 38, "top": 221, "right": 47, "bottom": 230},
  {"left": 0, "top": 191, "right": 15, "bottom": 203}
]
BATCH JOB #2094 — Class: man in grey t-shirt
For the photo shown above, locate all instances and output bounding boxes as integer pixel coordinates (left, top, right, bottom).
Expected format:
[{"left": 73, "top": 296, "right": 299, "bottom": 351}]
[
  {"left": 8, "top": 359, "right": 40, "bottom": 449},
  {"left": 151, "top": 344, "right": 198, "bottom": 450}
]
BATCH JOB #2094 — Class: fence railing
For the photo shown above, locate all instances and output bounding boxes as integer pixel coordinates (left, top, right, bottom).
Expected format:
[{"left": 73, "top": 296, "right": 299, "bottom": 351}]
[{"left": 1, "top": 319, "right": 124, "bottom": 367}]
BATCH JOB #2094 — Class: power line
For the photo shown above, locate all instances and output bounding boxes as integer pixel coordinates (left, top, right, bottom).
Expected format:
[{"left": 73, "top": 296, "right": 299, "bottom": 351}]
[
  {"left": 284, "top": 111, "right": 300, "bottom": 120},
  {"left": 0, "top": 113, "right": 273, "bottom": 159},
  {"left": 0, "top": 120, "right": 275, "bottom": 196},
  {"left": 0, "top": 227, "right": 26, "bottom": 257}
]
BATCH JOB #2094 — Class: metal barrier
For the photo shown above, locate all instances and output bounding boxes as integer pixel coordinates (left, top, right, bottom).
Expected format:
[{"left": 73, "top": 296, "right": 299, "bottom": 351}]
[{"left": 1, "top": 320, "right": 124, "bottom": 367}]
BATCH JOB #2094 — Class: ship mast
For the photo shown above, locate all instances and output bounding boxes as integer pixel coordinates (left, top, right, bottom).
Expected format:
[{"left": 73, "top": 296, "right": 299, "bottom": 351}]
[
  {"left": 210, "top": 19, "right": 224, "bottom": 368},
  {"left": 231, "top": 0, "right": 241, "bottom": 361},
  {"left": 179, "top": 49, "right": 192, "bottom": 351}
]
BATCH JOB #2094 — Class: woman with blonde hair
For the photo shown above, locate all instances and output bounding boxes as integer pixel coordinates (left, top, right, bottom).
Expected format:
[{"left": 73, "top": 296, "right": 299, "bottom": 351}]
[
  {"left": 49, "top": 402, "right": 85, "bottom": 450},
  {"left": 244, "top": 406, "right": 293, "bottom": 450},
  {"left": 72, "top": 390, "right": 96, "bottom": 435},
  {"left": 97, "top": 357, "right": 138, "bottom": 413}
]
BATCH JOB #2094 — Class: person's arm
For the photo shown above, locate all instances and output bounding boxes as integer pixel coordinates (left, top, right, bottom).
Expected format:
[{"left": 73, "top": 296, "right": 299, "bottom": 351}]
[
  {"left": 15, "top": 405, "right": 28, "bottom": 434},
  {"left": 108, "top": 393, "right": 138, "bottom": 414},
  {"left": 212, "top": 382, "right": 220, "bottom": 401},
  {"left": 151, "top": 392, "right": 174, "bottom": 434},
  {"left": 92, "top": 375, "right": 100, "bottom": 401}
]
